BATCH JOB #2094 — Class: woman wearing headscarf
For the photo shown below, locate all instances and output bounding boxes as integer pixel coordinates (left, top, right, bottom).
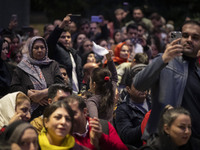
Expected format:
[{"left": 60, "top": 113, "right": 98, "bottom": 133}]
[
  {"left": 1, "top": 120, "right": 38, "bottom": 150},
  {"left": 10, "top": 36, "right": 64, "bottom": 119},
  {"left": 0, "top": 39, "right": 13, "bottom": 97},
  {"left": 0, "top": 92, "right": 31, "bottom": 132},
  {"left": 112, "top": 42, "right": 130, "bottom": 65},
  {"left": 104, "top": 42, "right": 129, "bottom": 67}
]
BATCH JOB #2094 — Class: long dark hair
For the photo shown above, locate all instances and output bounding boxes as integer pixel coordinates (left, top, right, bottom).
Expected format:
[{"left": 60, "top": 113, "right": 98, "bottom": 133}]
[{"left": 91, "top": 67, "right": 114, "bottom": 114}]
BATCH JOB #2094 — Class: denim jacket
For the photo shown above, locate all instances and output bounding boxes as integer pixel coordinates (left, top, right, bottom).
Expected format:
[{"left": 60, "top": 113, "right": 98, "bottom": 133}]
[{"left": 132, "top": 54, "right": 200, "bottom": 140}]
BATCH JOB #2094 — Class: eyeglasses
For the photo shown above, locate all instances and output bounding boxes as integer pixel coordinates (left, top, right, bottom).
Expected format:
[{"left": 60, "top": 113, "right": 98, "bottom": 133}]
[{"left": 33, "top": 46, "right": 46, "bottom": 50}]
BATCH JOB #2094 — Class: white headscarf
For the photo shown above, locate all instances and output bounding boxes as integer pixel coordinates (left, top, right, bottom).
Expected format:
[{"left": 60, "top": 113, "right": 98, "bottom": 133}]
[{"left": 0, "top": 92, "right": 29, "bottom": 129}]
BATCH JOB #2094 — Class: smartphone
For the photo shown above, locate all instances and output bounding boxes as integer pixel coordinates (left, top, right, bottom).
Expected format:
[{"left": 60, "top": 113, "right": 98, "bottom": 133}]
[
  {"left": 169, "top": 31, "right": 182, "bottom": 43},
  {"left": 70, "top": 14, "right": 81, "bottom": 22},
  {"left": 123, "top": 2, "right": 129, "bottom": 12},
  {"left": 91, "top": 16, "right": 102, "bottom": 23}
]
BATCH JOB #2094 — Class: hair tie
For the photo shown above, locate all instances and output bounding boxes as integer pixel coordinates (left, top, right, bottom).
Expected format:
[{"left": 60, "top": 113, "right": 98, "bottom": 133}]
[{"left": 104, "top": 76, "right": 110, "bottom": 81}]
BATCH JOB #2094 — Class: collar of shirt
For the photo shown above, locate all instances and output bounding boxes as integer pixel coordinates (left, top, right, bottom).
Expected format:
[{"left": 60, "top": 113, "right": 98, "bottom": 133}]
[{"left": 73, "top": 120, "right": 89, "bottom": 137}]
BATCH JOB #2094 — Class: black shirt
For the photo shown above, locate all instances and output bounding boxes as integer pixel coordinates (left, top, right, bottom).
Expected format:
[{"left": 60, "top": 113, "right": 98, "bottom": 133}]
[{"left": 182, "top": 58, "right": 200, "bottom": 139}]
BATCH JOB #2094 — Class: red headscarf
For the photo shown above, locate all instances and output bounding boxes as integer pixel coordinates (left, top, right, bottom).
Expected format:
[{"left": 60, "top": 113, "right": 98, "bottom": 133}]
[{"left": 112, "top": 42, "right": 129, "bottom": 65}]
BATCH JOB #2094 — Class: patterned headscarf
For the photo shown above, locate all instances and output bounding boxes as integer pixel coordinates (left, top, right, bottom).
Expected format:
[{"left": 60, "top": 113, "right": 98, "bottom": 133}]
[
  {"left": 18, "top": 36, "right": 52, "bottom": 112},
  {"left": 18, "top": 36, "right": 52, "bottom": 90}
]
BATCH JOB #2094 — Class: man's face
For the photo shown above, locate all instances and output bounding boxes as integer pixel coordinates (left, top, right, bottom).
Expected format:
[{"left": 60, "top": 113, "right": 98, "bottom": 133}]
[
  {"left": 133, "top": 9, "right": 143, "bottom": 22},
  {"left": 68, "top": 101, "right": 87, "bottom": 133},
  {"left": 80, "top": 24, "right": 90, "bottom": 35},
  {"left": 127, "top": 85, "right": 147, "bottom": 103},
  {"left": 181, "top": 23, "right": 200, "bottom": 58},
  {"left": 59, "top": 68, "right": 69, "bottom": 84},
  {"left": 90, "top": 22, "right": 98, "bottom": 34},
  {"left": 138, "top": 25, "right": 145, "bottom": 38},
  {"left": 52, "top": 90, "right": 71, "bottom": 103},
  {"left": 127, "top": 28, "right": 138, "bottom": 39},
  {"left": 58, "top": 32, "right": 72, "bottom": 49}
]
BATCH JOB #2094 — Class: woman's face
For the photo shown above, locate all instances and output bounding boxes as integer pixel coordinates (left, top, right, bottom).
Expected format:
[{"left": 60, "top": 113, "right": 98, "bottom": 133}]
[
  {"left": 32, "top": 40, "right": 46, "bottom": 60},
  {"left": 99, "top": 40, "right": 108, "bottom": 49},
  {"left": 120, "top": 45, "right": 129, "bottom": 59},
  {"left": 114, "top": 32, "right": 122, "bottom": 44},
  {"left": 83, "top": 40, "right": 93, "bottom": 53},
  {"left": 151, "top": 43, "right": 159, "bottom": 58},
  {"left": 19, "top": 128, "right": 38, "bottom": 150},
  {"left": 77, "top": 34, "right": 86, "bottom": 46},
  {"left": 164, "top": 114, "right": 191, "bottom": 146},
  {"left": 16, "top": 100, "right": 31, "bottom": 122},
  {"left": 12, "top": 37, "right": 20, "bottom": 48},
  {"left": 15, "top": 52, "right": 22, "bottom": 63},
  {"left": 1, "top": 42, "right": 9, "bottom": 60},
  {"left": 45, "top": 107, "right": 72, "bottom": 141},
  {"left": 87, "top": 53, "right": 96, "bottom": 63}
]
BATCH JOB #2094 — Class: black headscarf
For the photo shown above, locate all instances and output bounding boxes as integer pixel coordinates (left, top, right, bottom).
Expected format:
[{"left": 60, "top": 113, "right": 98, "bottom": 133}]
[{"left": 0, "top": 39, "right": 12, "bottom": 97}]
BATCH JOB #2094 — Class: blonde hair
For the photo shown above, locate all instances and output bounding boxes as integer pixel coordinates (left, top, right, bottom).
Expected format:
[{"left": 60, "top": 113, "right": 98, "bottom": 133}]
[{"left": 16, "top": 92, "right": 30, "bottom": 107}]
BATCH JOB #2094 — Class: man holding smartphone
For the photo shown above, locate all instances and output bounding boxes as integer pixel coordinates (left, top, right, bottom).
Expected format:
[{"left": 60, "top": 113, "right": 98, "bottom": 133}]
[
  {"left": 132, "top": 20, "right": 200, "bottom": 141},
  {"left": 1, "top": 14, "right": 18, "bottom": 37}
]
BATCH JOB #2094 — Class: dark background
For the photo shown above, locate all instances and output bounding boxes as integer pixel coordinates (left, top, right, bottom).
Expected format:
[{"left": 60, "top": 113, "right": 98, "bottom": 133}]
[
  {"left": 31, "top": 0, "right": 200, "bottom": 27},
  {"left": 0, "top": 0, "right": 199, "bottom": 31}
]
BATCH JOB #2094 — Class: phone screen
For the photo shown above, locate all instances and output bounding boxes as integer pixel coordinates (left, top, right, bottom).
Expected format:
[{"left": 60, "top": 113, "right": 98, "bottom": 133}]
[
  {"left": 10, "top": 14, "right": 18, "bottom": 22},
  {"left": 123, "top": 2, "right": 129, "bottom": 12},
  {"left": 91, "top": 16, "right": 102, "bottom": 23}
]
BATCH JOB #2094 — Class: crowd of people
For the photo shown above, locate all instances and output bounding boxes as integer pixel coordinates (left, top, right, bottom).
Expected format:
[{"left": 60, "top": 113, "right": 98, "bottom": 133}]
[{"left": 0, "top": 5, "right": 200, "bottom": 150}]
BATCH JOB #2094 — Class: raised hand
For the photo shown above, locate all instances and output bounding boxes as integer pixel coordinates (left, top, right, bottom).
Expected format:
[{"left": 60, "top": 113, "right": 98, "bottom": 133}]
[
  {"left": 162, "top": 38, "right": 183, "bottom": 63},
  {"left": 89, "top": 117, "right": 102, "bottom": 148},
  {"left": 59, "top": 14, "right": 72, "bottom": 29}
]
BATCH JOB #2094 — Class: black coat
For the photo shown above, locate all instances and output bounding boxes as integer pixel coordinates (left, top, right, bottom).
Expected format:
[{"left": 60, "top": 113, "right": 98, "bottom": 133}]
[
  {"left": 10, "top": 60, "right": 64, "bottom": 95},
  {"left": 115, "top": 94, "right": 151, "bottom": 148},
  {"left": 47, "top": 26, "right": 83, "bottom": 91}
]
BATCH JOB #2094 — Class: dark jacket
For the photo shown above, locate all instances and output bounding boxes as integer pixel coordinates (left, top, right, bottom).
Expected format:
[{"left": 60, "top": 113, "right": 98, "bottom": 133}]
[
  {"left": 115, "top": 94, "right": 151, "bottom": 148},
  {"left": 0, "top": 61, "right": 13, "bottom": 97},
  {"left": 10, "top": 60, "right": 64, "bottom": 95},
  {"left": 139, "top": 135, "right": 200, "bottom": 150},
  {"left": 133, "top": 54, "right": 200, "bottom": 140},
  {"left": 47, "top": 26, "right": 83, "bottom": 92}
]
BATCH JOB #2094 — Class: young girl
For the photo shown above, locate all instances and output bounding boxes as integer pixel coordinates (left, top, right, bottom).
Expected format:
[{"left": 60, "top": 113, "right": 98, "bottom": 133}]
[{"left": 86, "top": 52, "right": 118, "bottom": 123}]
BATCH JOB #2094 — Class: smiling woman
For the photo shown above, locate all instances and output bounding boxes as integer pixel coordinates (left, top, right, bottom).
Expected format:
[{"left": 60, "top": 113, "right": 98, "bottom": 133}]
[
  {"left": 139, "top": 107, "right": 200, "bottom": 150},
  {"left": 39, "top": 101, "right": 87, "bottom": 150}
]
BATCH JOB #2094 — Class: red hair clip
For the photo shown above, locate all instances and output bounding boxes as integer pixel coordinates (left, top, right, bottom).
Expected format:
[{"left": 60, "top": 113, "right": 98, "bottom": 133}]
[{"left": 104, "top": 76, "right": 110, "bottom": 81}]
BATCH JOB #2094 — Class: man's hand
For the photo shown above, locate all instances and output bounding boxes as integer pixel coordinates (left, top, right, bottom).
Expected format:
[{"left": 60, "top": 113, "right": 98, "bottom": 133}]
[
  {"left": 28, "top": 89, "right": 48, "bottom": 103},
  {"left": 59, "top": 14, "right": 72, "bottom": 29},
  {"left": 106, "top": 50, "right": 113, "bottom": 61},
  {"left": 89, "top": 117, "right": 102, "bottom": 148},
  {"left": 162, "top": 38, "right": 183, "bottom": 63},
  {"left": 39, "top": 98, "right": 49, "bottom": 106}
]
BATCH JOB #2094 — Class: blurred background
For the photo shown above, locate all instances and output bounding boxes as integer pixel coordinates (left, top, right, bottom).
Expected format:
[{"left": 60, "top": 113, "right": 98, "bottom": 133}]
[{"left": 0, "top": 0, "right": 199, "bottom": 35}]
